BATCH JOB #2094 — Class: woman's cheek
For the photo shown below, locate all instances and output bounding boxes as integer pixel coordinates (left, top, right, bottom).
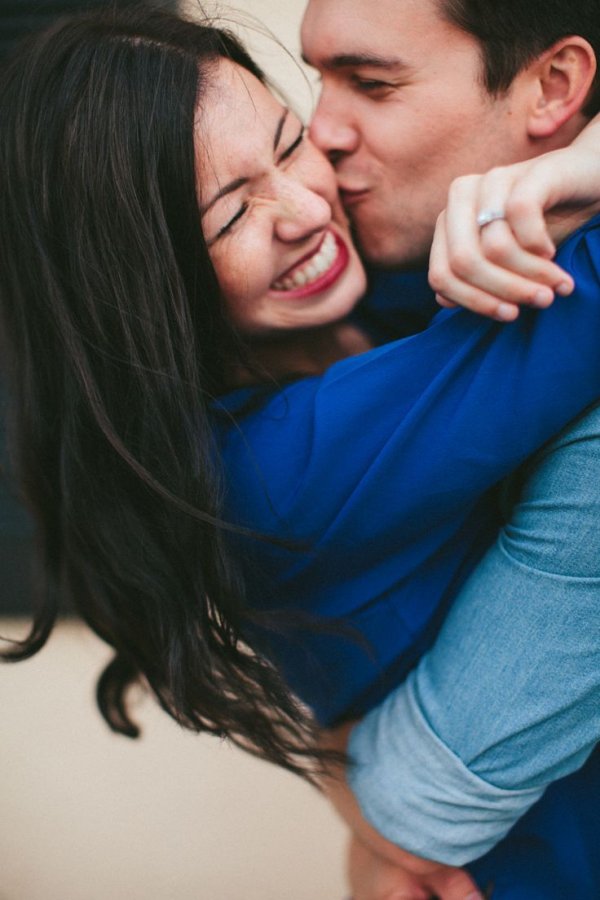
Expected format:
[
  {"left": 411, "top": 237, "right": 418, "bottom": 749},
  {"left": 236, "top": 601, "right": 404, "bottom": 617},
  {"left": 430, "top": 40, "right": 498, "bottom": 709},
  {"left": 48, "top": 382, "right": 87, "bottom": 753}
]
[{"left": 213, "top": 241, "right": 272, "bottom": 332}]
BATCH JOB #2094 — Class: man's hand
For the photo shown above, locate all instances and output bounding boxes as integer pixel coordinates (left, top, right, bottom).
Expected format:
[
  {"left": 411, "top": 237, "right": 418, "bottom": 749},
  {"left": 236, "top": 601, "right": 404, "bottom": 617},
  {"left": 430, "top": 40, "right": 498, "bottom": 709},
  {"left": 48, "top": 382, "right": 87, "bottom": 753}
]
[
  {"left": 319, "top": 723, "right": 483, "bottom": 900},
  {"left": 348, "top": 835, "right": 482, "bottom": 900}
]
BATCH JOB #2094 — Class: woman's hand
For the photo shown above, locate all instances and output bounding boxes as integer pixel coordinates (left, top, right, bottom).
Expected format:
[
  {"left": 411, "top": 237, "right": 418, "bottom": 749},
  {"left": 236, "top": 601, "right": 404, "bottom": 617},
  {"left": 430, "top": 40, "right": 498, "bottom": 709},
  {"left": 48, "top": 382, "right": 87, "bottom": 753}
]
[{"left": 429, "top": 114, "right": 600, "bottom": 320}]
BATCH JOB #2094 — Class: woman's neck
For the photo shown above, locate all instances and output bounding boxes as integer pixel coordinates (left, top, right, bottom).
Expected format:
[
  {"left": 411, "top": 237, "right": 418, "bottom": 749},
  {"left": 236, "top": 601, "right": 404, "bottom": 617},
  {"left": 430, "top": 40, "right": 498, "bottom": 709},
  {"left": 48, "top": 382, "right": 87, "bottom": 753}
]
[{"left": 228, "top": 321, "right": 375, "bottom": 387}]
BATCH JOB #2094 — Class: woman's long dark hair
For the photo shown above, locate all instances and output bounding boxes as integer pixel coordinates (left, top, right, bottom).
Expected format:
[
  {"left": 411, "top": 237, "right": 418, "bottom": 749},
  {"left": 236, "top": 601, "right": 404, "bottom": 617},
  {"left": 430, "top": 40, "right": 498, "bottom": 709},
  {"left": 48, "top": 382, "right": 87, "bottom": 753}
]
[{"left": 0, "top": 6, "right": 332, "bottom": 778}]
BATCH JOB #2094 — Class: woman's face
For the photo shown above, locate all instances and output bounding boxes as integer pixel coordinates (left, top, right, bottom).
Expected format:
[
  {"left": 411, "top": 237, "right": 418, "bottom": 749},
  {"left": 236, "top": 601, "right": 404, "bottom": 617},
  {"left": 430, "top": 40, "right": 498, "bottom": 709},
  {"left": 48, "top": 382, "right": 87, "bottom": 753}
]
[{"left": 196, "top": 60, "right": 367, "bottom": 336}]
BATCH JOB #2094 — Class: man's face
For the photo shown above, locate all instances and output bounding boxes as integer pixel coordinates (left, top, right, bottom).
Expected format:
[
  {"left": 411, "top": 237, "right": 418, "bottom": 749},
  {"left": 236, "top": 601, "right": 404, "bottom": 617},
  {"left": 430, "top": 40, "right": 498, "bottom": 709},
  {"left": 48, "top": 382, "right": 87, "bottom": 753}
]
[{"left": 301, "top": 0, "right": 535, "bottom": 268}]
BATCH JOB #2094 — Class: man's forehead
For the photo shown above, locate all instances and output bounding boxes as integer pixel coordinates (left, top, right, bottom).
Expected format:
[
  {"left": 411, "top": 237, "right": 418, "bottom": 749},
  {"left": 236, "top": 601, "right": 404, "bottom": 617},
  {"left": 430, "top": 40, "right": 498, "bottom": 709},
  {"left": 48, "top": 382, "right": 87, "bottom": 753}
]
[{"left": 301, "top": 0, "right": 447, "bottom": 64}]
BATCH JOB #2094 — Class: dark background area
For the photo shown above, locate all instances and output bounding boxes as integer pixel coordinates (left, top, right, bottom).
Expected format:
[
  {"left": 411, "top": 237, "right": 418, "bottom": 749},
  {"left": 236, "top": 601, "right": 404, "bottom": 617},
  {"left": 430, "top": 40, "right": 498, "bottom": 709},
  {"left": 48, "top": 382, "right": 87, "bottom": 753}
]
[
  {"left": 0, "top": 0, "right": 175, "bottom": 60},
  {"left": 0, "top": 0, "right": 175, "bottom": 615}
]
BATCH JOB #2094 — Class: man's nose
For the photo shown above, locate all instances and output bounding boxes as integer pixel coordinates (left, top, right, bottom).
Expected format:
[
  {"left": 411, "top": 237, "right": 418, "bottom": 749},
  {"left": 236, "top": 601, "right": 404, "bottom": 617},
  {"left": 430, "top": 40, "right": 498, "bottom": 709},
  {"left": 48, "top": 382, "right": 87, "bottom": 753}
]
[{"left": 309, "top": 92, "right": 359, "bottom": 160}]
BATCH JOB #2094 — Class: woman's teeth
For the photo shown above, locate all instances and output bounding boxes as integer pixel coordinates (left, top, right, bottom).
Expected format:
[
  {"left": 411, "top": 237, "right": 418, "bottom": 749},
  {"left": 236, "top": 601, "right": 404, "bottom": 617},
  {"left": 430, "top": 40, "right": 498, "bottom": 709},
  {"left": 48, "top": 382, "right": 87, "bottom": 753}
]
[{"left": 272, "top": 231, "right": 337, "bottom": 291}]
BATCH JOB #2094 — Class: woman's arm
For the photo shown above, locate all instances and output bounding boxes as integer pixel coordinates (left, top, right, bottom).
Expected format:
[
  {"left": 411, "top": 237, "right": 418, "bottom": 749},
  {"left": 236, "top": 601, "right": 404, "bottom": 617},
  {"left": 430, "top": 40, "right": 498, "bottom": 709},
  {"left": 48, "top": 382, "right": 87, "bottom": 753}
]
[
  {"left": 226, "top": 216, "right": 600, "bottom": 543},
  {"left": 429, "top": 114, "right": 600, "bottom": 320},
  {"left": 222, "top": 216, "right": 600, "bottom": 731}
]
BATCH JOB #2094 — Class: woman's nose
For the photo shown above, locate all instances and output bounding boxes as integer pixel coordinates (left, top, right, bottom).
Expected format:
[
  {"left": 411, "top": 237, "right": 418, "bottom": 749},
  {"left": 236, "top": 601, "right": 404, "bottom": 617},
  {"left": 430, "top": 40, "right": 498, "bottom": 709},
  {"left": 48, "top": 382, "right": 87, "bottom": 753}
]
[{"left": 273, "top": 175, "right": 332, "bottom": 244}]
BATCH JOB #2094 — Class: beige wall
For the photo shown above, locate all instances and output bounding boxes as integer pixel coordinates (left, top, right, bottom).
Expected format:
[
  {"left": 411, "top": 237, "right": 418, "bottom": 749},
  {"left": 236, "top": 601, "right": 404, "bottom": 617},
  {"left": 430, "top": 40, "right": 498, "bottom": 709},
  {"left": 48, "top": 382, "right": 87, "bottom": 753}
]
[
  {"left": 0, "top": 3, "right": 348, "bottom": 898},
  {"left": 182, "top": 1, "right": 317, "bottom": 119},
  {"left": 1, "top": 621, "right": 346, "bottom": 900}
]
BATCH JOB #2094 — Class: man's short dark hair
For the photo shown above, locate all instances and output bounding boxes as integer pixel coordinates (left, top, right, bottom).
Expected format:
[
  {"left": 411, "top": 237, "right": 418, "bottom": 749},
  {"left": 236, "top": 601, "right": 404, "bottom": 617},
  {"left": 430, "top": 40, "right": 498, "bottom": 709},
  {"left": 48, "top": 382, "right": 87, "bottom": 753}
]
[{"left": 439, "top": 0, "right": 600, "bottom": 116}]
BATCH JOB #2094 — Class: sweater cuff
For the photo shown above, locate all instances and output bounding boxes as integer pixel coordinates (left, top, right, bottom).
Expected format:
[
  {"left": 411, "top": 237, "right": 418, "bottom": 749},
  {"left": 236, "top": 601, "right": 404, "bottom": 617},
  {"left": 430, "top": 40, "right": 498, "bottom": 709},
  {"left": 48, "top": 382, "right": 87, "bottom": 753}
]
[{"left": 347, "top": 674, "right": 544, "bottom": 865}]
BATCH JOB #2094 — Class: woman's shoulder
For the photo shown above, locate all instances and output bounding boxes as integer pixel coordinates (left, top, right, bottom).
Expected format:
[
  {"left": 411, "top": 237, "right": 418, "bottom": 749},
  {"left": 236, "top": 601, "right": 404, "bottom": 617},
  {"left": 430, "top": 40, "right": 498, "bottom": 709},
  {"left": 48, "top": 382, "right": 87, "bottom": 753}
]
[{"left": 556, "top": 211, "right": 600, "bottom": 270}]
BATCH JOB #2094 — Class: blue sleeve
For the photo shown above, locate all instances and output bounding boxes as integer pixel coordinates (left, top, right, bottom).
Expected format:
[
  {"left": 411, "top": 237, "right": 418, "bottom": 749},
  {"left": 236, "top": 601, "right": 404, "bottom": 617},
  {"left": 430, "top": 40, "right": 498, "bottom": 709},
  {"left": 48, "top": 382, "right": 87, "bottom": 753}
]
[{"left": 221, "top": 218, "right": 600, "bottom": 548}]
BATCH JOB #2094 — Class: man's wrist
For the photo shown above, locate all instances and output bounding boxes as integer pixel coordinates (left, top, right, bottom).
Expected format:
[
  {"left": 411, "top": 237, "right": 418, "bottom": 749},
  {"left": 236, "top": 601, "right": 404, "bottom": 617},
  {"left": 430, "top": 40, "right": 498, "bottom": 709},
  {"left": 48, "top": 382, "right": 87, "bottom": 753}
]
[{"left": 347, "top": 676, "right": 544, "bottom": 865}]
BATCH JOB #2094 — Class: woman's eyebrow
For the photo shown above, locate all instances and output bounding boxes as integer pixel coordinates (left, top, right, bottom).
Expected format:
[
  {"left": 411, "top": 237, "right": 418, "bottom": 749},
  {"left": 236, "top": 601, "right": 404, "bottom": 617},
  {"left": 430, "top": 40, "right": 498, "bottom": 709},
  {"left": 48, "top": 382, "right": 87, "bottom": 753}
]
[
  {"left": 201, "top": 109, "right": 289, "bottom": 215},
  {"left": 201, "top": 177, "right": 248, "bottom": 216}
]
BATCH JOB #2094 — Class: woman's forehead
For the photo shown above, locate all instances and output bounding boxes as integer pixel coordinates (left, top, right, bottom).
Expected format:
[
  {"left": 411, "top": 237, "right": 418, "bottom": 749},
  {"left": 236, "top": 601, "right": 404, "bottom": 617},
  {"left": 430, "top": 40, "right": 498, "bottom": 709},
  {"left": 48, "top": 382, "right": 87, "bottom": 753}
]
[
  {"left": 198, "top": 59, "right": 280, "bottom": 138},
  {"left": 194, "top": 59, "right": 285, "bottom": 187}
]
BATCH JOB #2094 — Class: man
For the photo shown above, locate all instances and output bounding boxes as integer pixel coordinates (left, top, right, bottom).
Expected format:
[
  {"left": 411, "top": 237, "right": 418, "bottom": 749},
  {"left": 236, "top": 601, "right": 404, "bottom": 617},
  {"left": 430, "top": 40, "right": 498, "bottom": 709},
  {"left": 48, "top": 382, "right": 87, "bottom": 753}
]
[{"left": 299, "top": 1, "right": 600, "bottom": 896}]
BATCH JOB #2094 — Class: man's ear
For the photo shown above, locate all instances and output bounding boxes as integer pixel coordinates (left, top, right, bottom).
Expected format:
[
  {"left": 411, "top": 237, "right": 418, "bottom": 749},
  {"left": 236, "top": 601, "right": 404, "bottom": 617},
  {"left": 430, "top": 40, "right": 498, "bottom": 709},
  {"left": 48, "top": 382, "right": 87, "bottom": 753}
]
[{"left": 526, "top": 36, "right": 597, "bottom": 139}]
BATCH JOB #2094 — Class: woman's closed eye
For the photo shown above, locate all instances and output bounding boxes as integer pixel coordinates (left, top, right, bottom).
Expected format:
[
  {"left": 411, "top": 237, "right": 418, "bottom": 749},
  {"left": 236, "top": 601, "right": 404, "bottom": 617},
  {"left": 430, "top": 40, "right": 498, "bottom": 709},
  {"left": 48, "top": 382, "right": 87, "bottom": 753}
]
[
  {"left": 212, "top": 125, "right": 306, "bottom": 241},
  {"left": 215, "top": 202, "right": 249, "bottom": 240}
]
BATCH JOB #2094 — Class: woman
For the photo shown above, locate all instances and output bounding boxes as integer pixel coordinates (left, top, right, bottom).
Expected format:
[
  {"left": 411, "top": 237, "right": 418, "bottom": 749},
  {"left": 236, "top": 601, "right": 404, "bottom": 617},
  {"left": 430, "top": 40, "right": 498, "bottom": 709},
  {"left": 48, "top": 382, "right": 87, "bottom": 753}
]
[{"left": 1, "top": 7, "right": 599, "bottom": 896}]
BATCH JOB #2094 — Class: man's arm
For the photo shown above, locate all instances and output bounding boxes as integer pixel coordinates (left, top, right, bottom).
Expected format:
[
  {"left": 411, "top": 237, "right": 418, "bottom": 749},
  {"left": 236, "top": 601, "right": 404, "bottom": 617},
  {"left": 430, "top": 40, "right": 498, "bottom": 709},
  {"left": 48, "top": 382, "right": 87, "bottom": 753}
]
[
  {"left": 320, "top": 723, "right": 485, "bottom": 900},
  {"left": 329, "top": 115, "right": 600, "bottom": 893},
  {"left": 345, "top": 403, "right": 600, "bottom": 864}
]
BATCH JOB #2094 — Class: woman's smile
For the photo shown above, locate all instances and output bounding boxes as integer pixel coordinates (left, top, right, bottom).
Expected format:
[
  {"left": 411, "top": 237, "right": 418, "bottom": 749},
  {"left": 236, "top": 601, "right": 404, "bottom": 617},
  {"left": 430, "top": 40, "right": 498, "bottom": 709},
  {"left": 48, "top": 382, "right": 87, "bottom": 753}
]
[
  {"left": 271, "top": 229, "right": 349, "bottom": 297},
  {"left": 196, "top": 60, "right": 366, "bottom": 335}
]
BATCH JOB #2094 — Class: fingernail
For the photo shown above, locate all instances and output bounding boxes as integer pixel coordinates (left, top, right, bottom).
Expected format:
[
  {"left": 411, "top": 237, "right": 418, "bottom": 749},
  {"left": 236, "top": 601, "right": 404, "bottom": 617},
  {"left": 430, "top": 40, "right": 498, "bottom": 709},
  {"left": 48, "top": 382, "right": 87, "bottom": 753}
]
[
  {"left": 465, "top": 893, "right": 484, "bottom": 900},
  {"left": 496, "top": 303, "right": 518, "bottom": 321},
  {"left": 556, "top": 280, "right": 574, "bottom": 296},
  {"left": 532, "top": 288, "right": 554, "bottom": 307}
]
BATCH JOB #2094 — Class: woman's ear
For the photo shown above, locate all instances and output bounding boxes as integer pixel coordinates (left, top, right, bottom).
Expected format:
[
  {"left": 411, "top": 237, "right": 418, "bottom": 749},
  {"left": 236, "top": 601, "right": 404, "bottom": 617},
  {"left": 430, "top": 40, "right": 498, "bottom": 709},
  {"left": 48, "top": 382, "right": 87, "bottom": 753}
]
[{"left": 526, "top": 37, "right": 597, "bottom": 139}]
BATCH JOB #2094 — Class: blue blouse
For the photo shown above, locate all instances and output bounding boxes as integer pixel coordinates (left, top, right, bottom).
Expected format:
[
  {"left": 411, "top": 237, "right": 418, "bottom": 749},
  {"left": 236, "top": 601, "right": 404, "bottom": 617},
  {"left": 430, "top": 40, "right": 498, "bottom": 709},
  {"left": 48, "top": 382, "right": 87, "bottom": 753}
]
[
  {"left": 213, "top": 216, "right": 600, "bottom": 898},
  {"left": 214, "top": 216, "right": 600, "bottom": 728}
]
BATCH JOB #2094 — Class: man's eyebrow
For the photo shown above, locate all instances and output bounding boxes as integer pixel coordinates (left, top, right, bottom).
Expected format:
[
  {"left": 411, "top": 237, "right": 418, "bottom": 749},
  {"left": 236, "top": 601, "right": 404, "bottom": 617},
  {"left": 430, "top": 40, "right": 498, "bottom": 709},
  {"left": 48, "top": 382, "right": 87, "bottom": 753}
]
[
  {"left": 302, "top": 52, "right": 408, "bottom": 71},
  {"left": 201, "top": 177, "right": 247, "bottom": 216}
]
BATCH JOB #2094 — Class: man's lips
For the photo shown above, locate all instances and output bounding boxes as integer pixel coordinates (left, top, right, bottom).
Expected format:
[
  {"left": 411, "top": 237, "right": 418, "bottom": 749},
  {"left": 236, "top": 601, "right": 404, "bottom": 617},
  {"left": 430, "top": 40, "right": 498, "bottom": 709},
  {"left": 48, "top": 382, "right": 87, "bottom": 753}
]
[{"left": 339, "top": 186, "right": 370, "bottom": 206}]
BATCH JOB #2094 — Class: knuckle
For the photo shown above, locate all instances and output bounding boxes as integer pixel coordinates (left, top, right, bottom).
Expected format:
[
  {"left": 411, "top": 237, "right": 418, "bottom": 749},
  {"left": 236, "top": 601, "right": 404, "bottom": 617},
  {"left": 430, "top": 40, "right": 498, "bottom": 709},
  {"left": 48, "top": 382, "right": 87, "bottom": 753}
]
[
  {"left": 485, "top": 164, "right": 510, "bottom": 184},
  {"left": 482, "top": 233, "right": 513, "bottom": 264},
  {"left": 448, "top": 173, "right": 478, "bottom": 201},
  {"left": 428, "top": 263, "right": 449, "bottom": 293},
  {"left": 449, "top": 248, "right": 478, "bottom": 278},
  {"left": 505, "top": 195, "right": 531, "bottom": 220}
]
